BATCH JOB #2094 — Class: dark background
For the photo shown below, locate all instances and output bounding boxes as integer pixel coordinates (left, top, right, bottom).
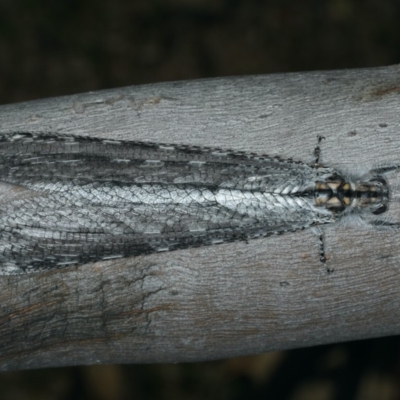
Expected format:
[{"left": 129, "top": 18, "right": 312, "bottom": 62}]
[{"left": 1, "top": 0, "right": 400, "bottom": 399}]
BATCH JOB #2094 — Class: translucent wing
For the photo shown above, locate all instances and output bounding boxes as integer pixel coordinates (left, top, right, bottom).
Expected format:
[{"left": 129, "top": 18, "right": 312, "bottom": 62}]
[{"left": 0, "top": 133, "right": 335, "bottom": 273}]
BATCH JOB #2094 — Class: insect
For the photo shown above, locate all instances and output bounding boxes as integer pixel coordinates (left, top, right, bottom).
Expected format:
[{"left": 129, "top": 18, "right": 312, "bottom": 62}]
[{"left": 0, "top": 132, "right": 390, "bottom": 274}]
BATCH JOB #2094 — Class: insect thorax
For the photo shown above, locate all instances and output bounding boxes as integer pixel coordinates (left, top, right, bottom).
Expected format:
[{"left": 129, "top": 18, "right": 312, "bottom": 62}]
[{"left": 314, "top": 174, "right": 389, "bottom": 215}]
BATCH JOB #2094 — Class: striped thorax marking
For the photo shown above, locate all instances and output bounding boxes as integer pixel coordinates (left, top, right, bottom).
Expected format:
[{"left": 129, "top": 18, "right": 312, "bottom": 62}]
[{"left": 315, "top": 175, "right": 389, "bottom": 215}]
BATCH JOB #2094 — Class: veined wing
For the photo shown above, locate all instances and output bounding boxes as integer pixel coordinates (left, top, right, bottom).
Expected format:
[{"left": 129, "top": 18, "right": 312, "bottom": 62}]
[{"left": 0, "top": 133, "right": 335, "bottom": 273}]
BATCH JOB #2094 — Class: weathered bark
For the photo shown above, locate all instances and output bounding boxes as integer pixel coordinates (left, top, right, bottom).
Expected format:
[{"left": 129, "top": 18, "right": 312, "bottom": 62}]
[{"left": 0, "top": 65, "right": 400, "bottom": 371}]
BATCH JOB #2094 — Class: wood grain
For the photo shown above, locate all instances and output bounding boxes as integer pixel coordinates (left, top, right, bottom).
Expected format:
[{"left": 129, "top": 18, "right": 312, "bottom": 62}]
[{"left": 0, "top": 65, "right": 400, "bottom": 371}]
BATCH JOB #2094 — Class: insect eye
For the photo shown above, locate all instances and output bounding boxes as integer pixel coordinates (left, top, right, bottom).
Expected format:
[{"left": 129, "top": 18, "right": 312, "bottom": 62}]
[
  {"left": 370, "top": 176, "right": 387, "bottom": 186},
  {"left": 372, "top": 204, "right": 387, "bottom": 215}
]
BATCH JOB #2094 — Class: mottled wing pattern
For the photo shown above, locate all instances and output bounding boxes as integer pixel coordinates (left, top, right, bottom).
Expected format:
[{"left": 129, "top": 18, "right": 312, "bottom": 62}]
[{"left": 0, "top": 132, "right": 335, "bottom": 273}]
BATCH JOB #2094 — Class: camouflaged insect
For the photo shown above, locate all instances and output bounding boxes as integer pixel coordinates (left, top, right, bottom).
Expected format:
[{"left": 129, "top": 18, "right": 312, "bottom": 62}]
[{"left": 0, "top": 132, "right": 390, "bottom": 274}]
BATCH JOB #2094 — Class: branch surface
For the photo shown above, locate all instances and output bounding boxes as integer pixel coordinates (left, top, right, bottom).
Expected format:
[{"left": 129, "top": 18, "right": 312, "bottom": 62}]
[{"left": 0, "top": 65, "right": 400, "bottom": 371}]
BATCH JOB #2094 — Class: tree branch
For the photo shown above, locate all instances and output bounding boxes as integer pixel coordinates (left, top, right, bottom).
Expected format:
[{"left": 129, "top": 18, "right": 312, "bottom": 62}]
[{"left": 0, "top": 65, "right": 400, "bottom": 371}]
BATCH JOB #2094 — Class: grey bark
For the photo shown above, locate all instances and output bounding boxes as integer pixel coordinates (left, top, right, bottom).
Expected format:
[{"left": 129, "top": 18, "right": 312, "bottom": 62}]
[{"left": 0, "top": 65, "right": 400, "bottom": 371}]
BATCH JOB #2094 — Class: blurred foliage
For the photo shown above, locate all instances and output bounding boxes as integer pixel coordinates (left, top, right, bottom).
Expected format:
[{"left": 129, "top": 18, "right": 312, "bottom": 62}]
[
  {"left": 1, "top": 339, "right": 400, "bottom": 400},
  {"left": 0, "top": 0, "right": 399, "bottom": 104},
  {"left": 0, "top": 0, "right": 400, "bottom": 399}
]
